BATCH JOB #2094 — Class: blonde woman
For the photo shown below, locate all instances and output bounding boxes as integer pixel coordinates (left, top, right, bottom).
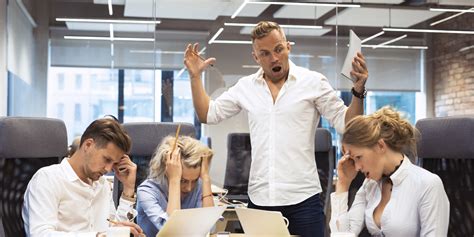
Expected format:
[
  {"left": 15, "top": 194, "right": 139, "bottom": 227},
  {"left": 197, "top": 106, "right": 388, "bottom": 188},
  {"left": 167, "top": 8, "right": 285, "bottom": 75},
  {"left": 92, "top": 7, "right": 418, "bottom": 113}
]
[
  {"left": 330, "top": 107, "right": 449, "bottom": 236},
  {"left": 136, "top": 135, "right": 213, "bottom": 237}
]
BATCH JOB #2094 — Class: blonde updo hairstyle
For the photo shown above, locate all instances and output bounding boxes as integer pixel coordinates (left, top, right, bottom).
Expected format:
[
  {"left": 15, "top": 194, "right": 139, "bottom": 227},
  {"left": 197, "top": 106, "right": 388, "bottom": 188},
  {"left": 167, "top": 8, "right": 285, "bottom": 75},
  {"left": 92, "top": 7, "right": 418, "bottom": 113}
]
[
  {"left": 342, "top": 107, "right": 419, "bottom": 160},
  {"left": 148, "top": 135, "right": 213, "bottom": 181}
]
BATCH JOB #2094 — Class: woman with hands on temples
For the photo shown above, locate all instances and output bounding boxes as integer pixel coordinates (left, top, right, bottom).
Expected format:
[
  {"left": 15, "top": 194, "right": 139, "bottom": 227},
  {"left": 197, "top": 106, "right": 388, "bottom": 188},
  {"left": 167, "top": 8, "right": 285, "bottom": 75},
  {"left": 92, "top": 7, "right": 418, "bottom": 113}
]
[
  {"left": 136, "top": 136, "right": 214, "bottom": 237},
  {"left": 330, "top": 107, "right": 449, "bottom": 237}
]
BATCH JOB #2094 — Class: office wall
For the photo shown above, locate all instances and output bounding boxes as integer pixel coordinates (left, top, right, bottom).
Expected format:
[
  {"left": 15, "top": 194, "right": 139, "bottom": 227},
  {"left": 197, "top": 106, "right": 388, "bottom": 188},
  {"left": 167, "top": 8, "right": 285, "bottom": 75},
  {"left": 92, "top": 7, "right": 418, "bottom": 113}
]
[
  {"left": 0, "top": 0, "right": 7, "bottom": 116},
  {"left": 6, "top": 0, "right": 48, "bottom": 116},
  {"left": 432, "top": 14, "right": 474, "bottom": 116}
]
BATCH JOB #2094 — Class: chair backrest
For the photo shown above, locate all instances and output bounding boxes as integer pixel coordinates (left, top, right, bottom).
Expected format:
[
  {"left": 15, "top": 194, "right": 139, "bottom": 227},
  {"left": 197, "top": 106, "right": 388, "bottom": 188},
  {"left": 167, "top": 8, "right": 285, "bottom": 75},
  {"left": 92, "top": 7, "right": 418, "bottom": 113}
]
[
  {"left": 0, "top": 117, "right": 67, "bottom": 237},
  {"left": 416, "top": 116, "right": 474, "bottom": 237},
  {"left": 112, "top": 122, "right": 196, "bottom": 206},
  {"left": 314, "top": 128, "right": 335, "bottom": 216},
  {"left": 223, "top": 133, "right": 252, "bottom": 195}
]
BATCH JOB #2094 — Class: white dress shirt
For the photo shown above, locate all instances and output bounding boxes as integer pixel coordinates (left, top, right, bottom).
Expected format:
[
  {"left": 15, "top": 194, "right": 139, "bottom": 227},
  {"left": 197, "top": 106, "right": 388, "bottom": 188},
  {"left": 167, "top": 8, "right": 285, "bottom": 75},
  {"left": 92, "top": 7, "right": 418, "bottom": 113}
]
[
  {"left": 207, "top": 60, "right": 347, "bottom": 206},
  {"left": 330, "top": 156, "right": 450, "bottom": 237},
  {"left": 22, "top": 158, "right": 135, "bottom": 237}
]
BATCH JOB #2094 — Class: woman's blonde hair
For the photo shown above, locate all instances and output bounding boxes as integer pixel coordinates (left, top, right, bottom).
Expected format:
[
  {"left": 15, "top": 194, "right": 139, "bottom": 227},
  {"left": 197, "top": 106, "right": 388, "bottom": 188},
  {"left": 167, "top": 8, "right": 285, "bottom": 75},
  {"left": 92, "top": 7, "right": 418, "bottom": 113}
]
[
  {"left": 342, "top": 106, "right": 419, "bottom": 159},
  {"left": 148, "top": 135, "right": 213, "bottom": 181}
]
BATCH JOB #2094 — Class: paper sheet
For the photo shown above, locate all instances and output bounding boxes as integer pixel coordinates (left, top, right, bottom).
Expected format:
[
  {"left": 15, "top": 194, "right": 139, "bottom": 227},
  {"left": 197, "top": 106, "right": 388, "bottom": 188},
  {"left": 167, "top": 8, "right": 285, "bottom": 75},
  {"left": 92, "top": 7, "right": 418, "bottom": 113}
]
[{"left": 341, "top": 30, "right": 362, "bottom": 82}]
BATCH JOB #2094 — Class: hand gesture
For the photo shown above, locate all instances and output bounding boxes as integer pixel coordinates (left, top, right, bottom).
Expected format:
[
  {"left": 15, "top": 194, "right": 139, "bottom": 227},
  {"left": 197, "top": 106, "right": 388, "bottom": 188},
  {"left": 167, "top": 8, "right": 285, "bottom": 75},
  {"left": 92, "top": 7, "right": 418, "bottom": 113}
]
[
  {"left": 184, "top": 43, "right": 216, "bottom": 79},
  {"left": 114, "top": 154, "right": 137, "bottom": 192},
  {"left": 110, "top": 220, "right": 145, "bottom": 237},
  {"left": 200, "top": 153, "right": 212, "bottom": 180},
  {"left": 165, "top": 148, "right": 182, "bottom": 182},
  {"left": 351, "top": 52, "right": 368, "bottom": 92},
  {"left": 337, "top": 153, "right": 358, "bottom": 187}
]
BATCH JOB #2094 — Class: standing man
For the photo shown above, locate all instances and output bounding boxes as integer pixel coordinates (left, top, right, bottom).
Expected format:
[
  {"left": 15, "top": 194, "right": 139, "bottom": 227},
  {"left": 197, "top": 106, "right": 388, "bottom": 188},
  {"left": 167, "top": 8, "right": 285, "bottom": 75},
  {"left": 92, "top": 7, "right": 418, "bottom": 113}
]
[
  {"left": 184, "top": 21, "right": 368, "bottom": 237},
  {"left": 23, "top": 118, "right": 144, "bottom": 237}
]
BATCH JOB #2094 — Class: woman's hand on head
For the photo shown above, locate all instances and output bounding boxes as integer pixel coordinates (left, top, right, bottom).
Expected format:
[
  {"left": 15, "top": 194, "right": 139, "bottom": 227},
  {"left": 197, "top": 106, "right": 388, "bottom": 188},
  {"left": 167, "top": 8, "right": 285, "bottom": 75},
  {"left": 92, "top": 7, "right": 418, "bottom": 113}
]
[
  {"left": 165, "top": 148, "right": 182, "bottom": 182},
  {"left": 336, "top": 153, "right": 358, "bottom": 192},
  {"left": 200, "top": 153, "right": 212, "bottom": 180}
]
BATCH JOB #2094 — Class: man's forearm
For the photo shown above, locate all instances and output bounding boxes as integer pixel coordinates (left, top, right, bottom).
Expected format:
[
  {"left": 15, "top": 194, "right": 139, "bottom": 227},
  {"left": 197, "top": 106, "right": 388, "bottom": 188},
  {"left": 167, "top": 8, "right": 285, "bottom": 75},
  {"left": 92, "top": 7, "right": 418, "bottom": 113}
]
[
  {"left": 345, "top": 96, "right": 364, "bottom": 124},
  {"left": 190, "top": 75, "right": 210, "bottom": 123}
]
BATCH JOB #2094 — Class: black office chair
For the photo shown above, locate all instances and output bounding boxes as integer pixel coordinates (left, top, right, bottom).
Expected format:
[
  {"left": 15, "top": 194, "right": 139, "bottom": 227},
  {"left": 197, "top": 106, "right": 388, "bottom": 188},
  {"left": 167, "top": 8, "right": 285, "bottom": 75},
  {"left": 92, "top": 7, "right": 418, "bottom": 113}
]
[
  {"left": 223, "top": 133, "right": 252, "bottom": 202},
  {"left": 416, "top": 116, "right": 474, "bottom": 237},
  {"left": 0, "top": 117, "right": 67, "bottom": 237},
  {"left": 112, "top": 122, "right": 196, "bottom": 207},
  {"left": 314, "top": 128, "right": 335, "bottom": 216}
]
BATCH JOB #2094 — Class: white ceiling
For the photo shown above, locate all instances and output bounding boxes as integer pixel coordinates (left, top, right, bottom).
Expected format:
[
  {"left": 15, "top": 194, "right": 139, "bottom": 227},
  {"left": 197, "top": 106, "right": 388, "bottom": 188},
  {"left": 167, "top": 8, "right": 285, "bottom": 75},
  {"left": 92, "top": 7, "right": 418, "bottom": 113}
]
[
  {"left": 273, "top": 6, "right": 334, "bottom": 20},
  {"left": 123, "top": 0, "right": 267, "bottom": 20},
  {"left": 240, "top": 26, "right": 333, "bottom": 37},
  {"left": 65, "top": 22, "right": 156, "bottom": 32},
  {"left": 325, "top": 8, "right": 444, "bottom": 27}
]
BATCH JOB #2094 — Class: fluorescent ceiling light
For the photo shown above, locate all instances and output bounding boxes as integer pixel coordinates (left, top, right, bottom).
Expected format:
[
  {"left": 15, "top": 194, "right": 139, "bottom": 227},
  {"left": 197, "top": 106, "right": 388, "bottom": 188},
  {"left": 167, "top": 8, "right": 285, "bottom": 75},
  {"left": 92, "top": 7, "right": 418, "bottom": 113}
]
[
  {"left": 289, "top": 54, "right": 314, "bottom": 58},
  {"left": 64, "top": 36, "right": 154, "bottom": 42},
  {"left": 373, "top": 34, "right": 407, "bottom": 49},
  {"left": 130, "top": 50, "right": 186, "bottom": 54},
  {"left": 109, "top": 24, "right": 114, "bottom": 39},
  {"left": 383, "top": 28, "right": 474, "bottom": 35},
  {"left": 108, "top": 0, "right": 113, "bottom": 15},
  {"left": 225, "top": 22, "right": 323, "bottom": 29},
  {"left": 208, "top": 28, "right": 224, "bottom": 44},
  {"left": 361, "top": 31, "right": 384, "bottom": 44},
  {"left": 362, "top": 44, "right": 428, "bottom": 50},
  {"left": 429, "top": 7, "right": 474, "bottom": 13},
  {"left": 247, "top": 1, "right": 360, "bottom": 8},
  {"left": 231, "top": 0, "right": 249, "bottom": 19},
  {"left": 212, "top": 40, "right": 295, "bottom": 45},
  {"left": 430, "top": 8, "right": 472, "bottom": 26},
  {"left": 459, "top": 45, "right": 474, "bottom": 52},
  {"left": 242, "top": 65, "right": 260, "bottom": 69},
  {"left": 56, "top": 18, "right": 160, "bottom": 24}
]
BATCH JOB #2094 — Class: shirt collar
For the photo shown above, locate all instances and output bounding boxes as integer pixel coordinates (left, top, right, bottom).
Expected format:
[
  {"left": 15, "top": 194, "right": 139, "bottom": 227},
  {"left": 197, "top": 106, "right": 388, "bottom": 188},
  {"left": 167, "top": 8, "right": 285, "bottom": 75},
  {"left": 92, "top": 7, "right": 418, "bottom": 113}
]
[
  {"left": 389, "top": 155, "right": 411, "bottom": 187},
  {"left": 62, "top": 158, "right": 103, "bottom": 187}
]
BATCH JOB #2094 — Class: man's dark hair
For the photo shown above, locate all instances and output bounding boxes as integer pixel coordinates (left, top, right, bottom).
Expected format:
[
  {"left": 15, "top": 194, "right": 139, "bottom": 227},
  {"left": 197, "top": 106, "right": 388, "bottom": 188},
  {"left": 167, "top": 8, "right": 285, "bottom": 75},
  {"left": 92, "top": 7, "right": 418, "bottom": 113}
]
[{"left": 80, "top": 118, "right": 131, "bottom": 153}]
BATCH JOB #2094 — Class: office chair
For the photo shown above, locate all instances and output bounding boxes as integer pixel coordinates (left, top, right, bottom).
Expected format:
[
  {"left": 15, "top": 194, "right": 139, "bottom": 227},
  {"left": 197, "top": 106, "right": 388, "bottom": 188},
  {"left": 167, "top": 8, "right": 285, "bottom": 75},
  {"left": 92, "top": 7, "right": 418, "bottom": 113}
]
[
  {"left": 314, "top": 128, "right": 335, "bottom": 216},
  {"left": 0, "top": 117, "right": 67, "bottom": 237},
  {"left": 416, "top": 115, "right": 474, "bottom": 237},
  {"left": 223, "top": 133, "right": 252, "bottom": 202},
  {"left": 112, "top": 122, "right": 196, "bottom": 207}
]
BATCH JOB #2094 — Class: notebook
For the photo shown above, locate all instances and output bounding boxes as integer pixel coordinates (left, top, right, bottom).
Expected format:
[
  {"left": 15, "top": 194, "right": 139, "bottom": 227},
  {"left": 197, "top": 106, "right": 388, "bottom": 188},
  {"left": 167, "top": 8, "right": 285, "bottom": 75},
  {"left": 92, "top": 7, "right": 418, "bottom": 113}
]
[
  {"left": 156, "top": 206, "right": 226, "bottom": 237},
  {"left": 341, "top": 29, "right": 362, "bottom": 82},
  {"left": 235, "top": 208, "right": 291, "bottom": 237}
]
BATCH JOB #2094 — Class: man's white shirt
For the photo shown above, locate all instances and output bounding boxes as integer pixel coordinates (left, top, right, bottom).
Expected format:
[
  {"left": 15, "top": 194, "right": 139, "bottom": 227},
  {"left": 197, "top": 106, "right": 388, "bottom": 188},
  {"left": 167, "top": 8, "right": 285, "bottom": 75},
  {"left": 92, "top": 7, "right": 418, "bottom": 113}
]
[
  {"left": 22, "top": 158, "right": 134, "bottom": 237},
  {"left": 207, "top": 60, "right": 347, "bottom": 206}
]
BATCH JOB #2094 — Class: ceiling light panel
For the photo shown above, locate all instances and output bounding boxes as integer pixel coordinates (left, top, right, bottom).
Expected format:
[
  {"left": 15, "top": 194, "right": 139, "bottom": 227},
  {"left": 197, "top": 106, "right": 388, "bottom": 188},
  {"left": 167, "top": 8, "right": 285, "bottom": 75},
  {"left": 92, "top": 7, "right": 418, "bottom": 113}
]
[
  {"left": 325, "top": 8, "right": 443, "bottom": 27},
  {"left": 65, "top": 22, "right": 156, "bottom": 33},
  {"left": 124, "top": 0, "right": 258, "bottom": 20},
  {"left": 94, "top": 0, "right": 125, "bottom": 5},
  {"left": 273, "top": 5, "right": 334, "bottom": 19},
  {"left": 437, "top": 0, "right": 474, "bottom": 6},
  {"left": 240, "top": 26, "right": 332, "bottom": 37}
]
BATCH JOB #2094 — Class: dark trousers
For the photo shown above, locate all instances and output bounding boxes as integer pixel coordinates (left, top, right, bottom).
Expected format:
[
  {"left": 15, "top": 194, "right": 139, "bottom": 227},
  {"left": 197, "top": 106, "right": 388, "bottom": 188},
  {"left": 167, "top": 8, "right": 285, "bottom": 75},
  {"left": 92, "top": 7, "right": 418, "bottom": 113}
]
[{"left": 248, "top": 193, "right": 325, "bottom": 237}]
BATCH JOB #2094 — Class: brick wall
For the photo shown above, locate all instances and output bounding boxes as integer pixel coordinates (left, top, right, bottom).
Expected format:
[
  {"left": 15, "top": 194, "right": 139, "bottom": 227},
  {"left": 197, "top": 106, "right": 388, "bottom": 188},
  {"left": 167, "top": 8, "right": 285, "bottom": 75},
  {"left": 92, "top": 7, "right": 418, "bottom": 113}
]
[{"left": 432, "top": 14, "right": 474, "bottom": 116}]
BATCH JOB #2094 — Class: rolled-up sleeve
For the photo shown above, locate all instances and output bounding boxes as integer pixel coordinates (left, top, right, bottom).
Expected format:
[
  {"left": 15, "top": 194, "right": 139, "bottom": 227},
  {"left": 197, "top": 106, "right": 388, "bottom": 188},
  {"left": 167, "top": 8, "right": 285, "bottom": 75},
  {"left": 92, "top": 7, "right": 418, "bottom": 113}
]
[
  {"left": 329, "top": 188, "right": 366, "bottom": 234},
  {"left": 207, "top": 84, "right": 243, "bottom": 125},
  {"left": 315, "top": 76, "right": 347, "bottom": 134}
]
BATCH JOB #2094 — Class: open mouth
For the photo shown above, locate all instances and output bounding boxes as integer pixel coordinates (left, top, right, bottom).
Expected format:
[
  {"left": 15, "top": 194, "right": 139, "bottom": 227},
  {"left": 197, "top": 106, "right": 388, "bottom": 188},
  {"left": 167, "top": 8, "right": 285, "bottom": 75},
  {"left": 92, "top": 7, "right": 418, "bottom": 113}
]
[{"left": 272, "top": 66, "right": 282, "bottom": 72}]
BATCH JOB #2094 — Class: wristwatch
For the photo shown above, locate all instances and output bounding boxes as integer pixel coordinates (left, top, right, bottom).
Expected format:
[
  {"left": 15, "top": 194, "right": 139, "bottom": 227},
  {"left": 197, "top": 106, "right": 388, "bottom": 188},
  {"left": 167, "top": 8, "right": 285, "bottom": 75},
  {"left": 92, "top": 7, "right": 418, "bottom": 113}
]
[{"left": 351, "top": 87, "right": 367, "bottom": 99}]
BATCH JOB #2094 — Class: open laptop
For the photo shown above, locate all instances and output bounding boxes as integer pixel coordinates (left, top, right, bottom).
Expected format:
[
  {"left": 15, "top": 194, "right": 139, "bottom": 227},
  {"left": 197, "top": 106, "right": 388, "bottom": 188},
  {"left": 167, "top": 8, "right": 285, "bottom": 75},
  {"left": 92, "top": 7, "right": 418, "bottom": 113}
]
[
  {"left": 235, "top": 208, "right": 291, "bottom": 237},
  {"left": 156, "top": 206, "right": 226, "bottom": 237}
]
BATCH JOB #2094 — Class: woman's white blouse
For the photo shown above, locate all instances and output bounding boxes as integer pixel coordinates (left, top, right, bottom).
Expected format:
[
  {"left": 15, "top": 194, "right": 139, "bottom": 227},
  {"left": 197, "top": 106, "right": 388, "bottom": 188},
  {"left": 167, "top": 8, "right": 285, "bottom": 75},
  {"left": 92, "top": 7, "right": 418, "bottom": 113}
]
[{"left": 330, "top": 157, "right": 450, "bottom": 237}]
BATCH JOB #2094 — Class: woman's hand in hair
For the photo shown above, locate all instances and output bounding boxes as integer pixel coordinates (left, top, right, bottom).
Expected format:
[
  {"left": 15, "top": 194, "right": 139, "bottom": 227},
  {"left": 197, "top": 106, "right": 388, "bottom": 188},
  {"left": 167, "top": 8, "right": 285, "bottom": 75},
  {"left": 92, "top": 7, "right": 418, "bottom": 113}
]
[
  {"left": 165, "top": 148, "right": 182, "bottom": 182},
  {"left": 336, "top": 153, "right": 358, "bottom": 193},
  {"left": 200, "top": 153, "right": 212, "bottom": 181}
]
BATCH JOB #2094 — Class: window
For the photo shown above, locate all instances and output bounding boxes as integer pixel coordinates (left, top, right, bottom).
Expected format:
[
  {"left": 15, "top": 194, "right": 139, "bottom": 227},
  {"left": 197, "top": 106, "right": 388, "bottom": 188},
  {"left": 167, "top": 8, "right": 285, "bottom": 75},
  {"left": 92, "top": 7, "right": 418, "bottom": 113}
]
[
  {"left": 58, "top": 73, "right": 65, "bottom": 90},
  {"left": 57, "top": 103, "right": 64, "bottom": 119},
  {"left": 74, "top": 103, "right": 81, "bottom": 122},
  {"left": 75, "top": 74, "right": 82, "bottom": 89}
]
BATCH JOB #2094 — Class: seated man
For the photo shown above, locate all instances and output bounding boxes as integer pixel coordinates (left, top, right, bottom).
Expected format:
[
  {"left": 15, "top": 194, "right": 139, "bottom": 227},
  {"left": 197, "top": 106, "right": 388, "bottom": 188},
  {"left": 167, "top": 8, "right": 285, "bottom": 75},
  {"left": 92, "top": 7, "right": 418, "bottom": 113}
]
[
  {"left": 22, "top": 118, "right": 144, "bottom": 237},
  {"left": 137, "top": 136, "right": 214, "bottom": 237}
]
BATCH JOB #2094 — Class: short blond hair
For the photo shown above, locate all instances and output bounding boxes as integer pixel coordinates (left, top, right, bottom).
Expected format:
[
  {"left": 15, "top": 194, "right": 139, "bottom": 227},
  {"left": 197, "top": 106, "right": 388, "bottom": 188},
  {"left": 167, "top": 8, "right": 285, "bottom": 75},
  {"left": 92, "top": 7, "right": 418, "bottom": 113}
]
[
  {"left": 251, "top": 21, "right": 286, "bottom": 42},
  {"left": 148, "top": 136, "right": 213, "bottom": 181}
]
